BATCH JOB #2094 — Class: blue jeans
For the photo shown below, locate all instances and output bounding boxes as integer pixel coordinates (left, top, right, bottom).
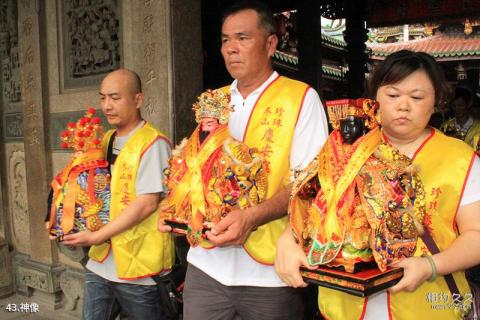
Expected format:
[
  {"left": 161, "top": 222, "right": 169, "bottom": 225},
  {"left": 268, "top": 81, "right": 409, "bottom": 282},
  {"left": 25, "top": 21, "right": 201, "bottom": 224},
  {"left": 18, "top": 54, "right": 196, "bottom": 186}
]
[{"left": 82, "top": 271, "right": 168, "bottom": 320}]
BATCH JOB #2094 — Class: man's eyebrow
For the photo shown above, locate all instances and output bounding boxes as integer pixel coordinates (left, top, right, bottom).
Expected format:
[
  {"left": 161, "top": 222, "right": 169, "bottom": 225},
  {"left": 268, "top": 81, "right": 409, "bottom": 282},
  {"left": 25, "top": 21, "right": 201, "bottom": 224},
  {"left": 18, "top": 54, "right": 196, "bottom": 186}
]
[
  {"left": 221, "top": 31, "right": 249, "bottom": 37},
  {"left": 99, "top": 92, "right": 120, "bottom": 96}
]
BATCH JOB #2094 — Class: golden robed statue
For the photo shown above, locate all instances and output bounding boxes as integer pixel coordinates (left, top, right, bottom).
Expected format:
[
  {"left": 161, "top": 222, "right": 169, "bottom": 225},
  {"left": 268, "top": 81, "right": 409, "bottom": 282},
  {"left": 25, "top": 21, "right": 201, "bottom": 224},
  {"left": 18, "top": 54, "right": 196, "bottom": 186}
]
[
  {"left": 48, "top": 108, "right": 111, "bottom": 240},
  {"left": 290, "top": 99, "right": 427, "bottom": 275},
  {"left": 160, "top": 89, "right": 268, "bottom": 246}
]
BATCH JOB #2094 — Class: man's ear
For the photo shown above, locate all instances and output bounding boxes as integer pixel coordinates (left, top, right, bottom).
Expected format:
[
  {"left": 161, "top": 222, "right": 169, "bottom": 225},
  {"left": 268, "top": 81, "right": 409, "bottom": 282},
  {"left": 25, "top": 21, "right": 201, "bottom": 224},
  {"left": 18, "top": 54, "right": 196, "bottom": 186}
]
[
  {"left": 135, "top": 92, "right": 144, "bottom": 110},
  {"left": 266, "top": 33, "right": 278, "bottom": 57}
]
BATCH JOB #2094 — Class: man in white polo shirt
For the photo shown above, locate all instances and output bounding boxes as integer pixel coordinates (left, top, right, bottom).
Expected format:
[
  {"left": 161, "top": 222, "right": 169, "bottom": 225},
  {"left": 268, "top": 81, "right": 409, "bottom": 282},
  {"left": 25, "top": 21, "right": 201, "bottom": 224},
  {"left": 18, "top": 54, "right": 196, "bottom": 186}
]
[{"left": 159, "top": 1, "right": 328, "bottom": 319}]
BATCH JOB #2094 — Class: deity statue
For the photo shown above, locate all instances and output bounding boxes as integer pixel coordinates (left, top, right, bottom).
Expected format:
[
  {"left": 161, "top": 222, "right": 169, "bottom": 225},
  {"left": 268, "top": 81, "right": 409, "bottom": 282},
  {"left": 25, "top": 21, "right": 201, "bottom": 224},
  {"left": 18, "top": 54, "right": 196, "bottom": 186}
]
[
  {"left": 160, "top": 89, "right": 268, "bottom": 246},
  {"left": 290, "top": 99, "right": 426, "bottom": 273},
  {"left": 48, "top": 108, "right": 111, "bottom": 240}
]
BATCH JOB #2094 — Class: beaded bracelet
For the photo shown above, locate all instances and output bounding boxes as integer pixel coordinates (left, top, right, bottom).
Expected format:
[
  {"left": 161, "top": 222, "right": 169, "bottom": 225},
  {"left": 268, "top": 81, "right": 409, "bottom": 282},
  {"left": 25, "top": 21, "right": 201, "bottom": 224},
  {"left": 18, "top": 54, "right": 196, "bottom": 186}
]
[{"left": 422, "top": 254, "right": 437, "bottom": 282}]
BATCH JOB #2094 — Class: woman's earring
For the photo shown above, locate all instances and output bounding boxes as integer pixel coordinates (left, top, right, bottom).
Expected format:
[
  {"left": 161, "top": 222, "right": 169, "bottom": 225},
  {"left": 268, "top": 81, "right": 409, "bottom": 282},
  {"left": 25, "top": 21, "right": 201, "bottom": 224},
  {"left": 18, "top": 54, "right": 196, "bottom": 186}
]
[{"left": 375, "top": 112, "right": 381, "bottom": 125}]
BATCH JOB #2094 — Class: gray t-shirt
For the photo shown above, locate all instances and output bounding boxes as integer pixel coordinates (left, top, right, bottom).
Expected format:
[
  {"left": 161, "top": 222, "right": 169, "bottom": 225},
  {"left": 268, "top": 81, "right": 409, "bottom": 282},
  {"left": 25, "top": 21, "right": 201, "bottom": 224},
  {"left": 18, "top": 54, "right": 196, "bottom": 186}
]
[{"left": 112, "top": 131, "right": 170, "bottom": 195}]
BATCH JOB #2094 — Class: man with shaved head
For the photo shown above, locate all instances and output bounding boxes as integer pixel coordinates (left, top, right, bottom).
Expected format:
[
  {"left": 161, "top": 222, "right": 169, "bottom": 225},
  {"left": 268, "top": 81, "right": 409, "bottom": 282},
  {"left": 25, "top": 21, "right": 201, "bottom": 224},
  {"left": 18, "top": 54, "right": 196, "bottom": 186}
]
[{"left": 63, "top": 68, "right": 174, "bottom": 319}]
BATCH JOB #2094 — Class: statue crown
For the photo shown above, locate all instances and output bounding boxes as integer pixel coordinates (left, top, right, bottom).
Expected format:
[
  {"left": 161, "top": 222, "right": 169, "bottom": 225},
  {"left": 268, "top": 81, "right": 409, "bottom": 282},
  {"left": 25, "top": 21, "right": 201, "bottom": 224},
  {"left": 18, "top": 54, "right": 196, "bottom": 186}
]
[
  {"left": 326, "top": 98, "right": 379, "bottom": 130},
  {"left": 192, "top": 89, "right": 233, "bottom": 125},
  {"left": 60, "top": 108, "right": 104, "bottom": 152}
]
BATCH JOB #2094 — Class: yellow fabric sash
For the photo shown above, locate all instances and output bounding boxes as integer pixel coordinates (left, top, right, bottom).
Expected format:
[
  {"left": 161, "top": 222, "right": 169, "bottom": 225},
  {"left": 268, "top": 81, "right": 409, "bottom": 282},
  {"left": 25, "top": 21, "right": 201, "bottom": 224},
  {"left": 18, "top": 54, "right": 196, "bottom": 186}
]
[
  {"left": 170, "top": 125, "right": 230, "bottom": 234},
  {"left": 240, "top": 76, "right": 309, "bottom": 264},
  {"left": 89, "top": 123, "right": 174, "bottom": 279},
  {"left": 50, "top": 149, "right": 106, "bottom": 234},
  {"left": 318, "top": 129, "right": 475, "bottom": 320},
  {"left": 318, "top": 127, "right": 380, "bottom": 240}
]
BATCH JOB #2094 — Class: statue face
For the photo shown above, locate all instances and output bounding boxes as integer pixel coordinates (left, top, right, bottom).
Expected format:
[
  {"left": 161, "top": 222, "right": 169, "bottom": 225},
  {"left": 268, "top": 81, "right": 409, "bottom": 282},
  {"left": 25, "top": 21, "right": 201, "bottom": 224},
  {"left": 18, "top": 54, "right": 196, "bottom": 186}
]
[
  {"left": 339, "top": 116, "right": 366, "bottom": 144},
  {"left": 200, "top": 117, "right": 220, "bottom": 133}
]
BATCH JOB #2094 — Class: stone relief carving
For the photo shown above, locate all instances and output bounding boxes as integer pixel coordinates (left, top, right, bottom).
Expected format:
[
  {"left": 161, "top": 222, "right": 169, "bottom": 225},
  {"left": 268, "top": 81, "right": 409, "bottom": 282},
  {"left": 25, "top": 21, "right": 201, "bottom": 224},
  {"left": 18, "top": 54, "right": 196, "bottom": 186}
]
[
  {"left": 4, "top": 113, "right": 23, "bottom": 140},
  {"left": 0, "top": 0, "right": 21, "bottom": 106},
  {"left": 143, "top": 96, "right": 159, "bottom": 117},
  {"left": 15, "top": 259, "right": 65, "bottom": 295},
  {"left": 62, "top": 0, "right": 121, "bottom": 88},
  {"left": 7, "top": 148, "right": 30, "bottom": 252},
  {"left": 17, "top": 266, "right": 48, "bottom": 291},
  {"left": 138, "top": 2, "right": 162, "bottom": 125},
  {"left": 60, "top": 270, "right": 84, "bottom": 316}
]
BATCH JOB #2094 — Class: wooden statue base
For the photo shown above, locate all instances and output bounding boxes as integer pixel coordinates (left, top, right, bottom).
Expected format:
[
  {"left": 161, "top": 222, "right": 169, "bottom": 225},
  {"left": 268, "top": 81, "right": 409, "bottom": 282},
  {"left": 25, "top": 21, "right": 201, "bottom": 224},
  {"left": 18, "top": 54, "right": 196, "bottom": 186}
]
[
  {"left": 301, "top": 265, "right": 403, "bottom": 297},
  {"left": 164, "top": 219, "right": 211, "bottom": 235}
]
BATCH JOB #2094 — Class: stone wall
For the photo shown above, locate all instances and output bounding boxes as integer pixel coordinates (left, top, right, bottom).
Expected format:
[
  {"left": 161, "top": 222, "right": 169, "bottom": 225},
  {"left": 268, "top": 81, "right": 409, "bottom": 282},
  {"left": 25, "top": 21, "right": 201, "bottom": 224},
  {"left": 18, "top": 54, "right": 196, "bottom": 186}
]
[
  {"left": 0, "top": 0, "right": 203, "bottom": 317},
  {"left": 0, "top": 0, "right": 23, "bottom": 300}
]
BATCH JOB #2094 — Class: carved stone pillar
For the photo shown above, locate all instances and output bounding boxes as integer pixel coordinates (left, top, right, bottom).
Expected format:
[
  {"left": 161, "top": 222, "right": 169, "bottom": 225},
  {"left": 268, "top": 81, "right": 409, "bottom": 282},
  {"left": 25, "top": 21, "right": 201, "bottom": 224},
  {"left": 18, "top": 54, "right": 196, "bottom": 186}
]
[
  {"left": 17, "top": 0, "right": 62, "bottom": 310},
  {"left": 17, "top": 0, "right": 55, "bottom": 263},
  {"left": 122, "top": 0, "right": 174, "bottom": 137},
  {"left": 121, "top": 0, "right": 203, "bottom": 142},
  {"left": 0, "top": 0, "right": 22, "bottom": 299}
]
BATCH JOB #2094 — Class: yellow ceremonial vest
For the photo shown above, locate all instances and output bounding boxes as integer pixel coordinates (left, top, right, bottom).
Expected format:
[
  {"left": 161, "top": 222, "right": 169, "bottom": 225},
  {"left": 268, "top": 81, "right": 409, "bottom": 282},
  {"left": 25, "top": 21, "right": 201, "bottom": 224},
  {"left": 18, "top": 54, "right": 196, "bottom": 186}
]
[
  {"left": 465, "top": 119, "right": 480, "bottom": 149},
  {"left": 89, "top": 123, "right": 174, "bottom": 279},
  {"left": 222, "top": 76, "right": 310, "bottom": 264},
  {"left": 318, "top": 129, "right": 475, "bottom": 320}
]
